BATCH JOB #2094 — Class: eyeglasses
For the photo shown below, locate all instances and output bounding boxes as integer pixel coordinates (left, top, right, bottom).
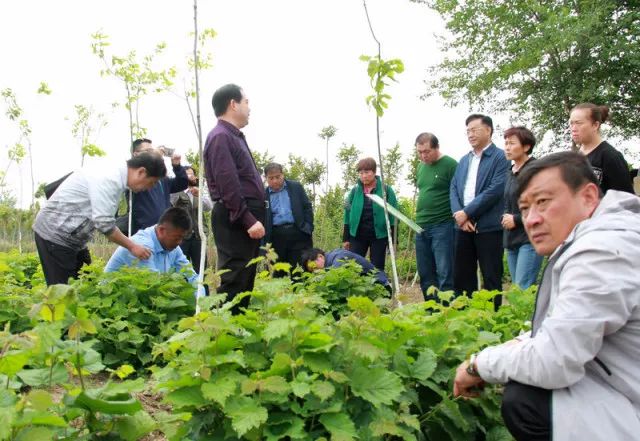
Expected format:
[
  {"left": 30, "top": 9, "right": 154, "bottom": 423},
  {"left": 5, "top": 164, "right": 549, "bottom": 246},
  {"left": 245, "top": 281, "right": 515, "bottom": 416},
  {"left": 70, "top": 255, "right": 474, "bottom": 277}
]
[{"left": 465, "top": 127, "right": 485, "bottom": 135}]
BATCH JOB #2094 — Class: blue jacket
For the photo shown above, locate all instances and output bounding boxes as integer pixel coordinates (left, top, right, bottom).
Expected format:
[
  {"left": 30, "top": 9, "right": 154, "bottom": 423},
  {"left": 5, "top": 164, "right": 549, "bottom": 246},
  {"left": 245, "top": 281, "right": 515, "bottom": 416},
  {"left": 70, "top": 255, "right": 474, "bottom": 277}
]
[
  {"left": 325, "top": 249, "right": 390, "bottom": 287},
  {"left": 449, "top": 144, "right": 508, "bottom": 233},
  {"left": 264, "top": 179, "right": 314, "bottom": 242},
  {"left": 131, "top": 164, "right": 188, "bottom": 235}
]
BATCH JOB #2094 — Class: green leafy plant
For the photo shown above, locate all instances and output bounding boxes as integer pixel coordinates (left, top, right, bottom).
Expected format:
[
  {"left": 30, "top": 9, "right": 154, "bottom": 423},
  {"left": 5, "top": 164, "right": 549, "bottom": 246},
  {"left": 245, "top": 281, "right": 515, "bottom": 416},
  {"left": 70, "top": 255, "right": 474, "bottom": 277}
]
[{"left": 75, "top": 267, "right": 197, "bottom": 368}]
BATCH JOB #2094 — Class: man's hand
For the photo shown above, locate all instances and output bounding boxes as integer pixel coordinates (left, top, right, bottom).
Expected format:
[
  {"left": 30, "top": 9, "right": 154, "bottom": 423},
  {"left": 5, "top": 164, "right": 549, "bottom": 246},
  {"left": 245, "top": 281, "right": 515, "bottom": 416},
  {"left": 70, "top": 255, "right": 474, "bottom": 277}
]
[
  {"left": 453, "top": 210, "right": 468, "bottom": 227},
  {"left": 501, "top": 214, "right": 516, "bottom": 230},
  {"left": 188, "top": 186, "right": 199, "bottom": 197},
  {"left": 247, "top": 221, "right": 265, "bottom": 239},
  {"left": 171, "top": 153, "right": 182, "bottom": 166},
  {"left": 342, "top": 241, "right": 350, "bottom": 250},
  {"left": 453, "top": 361, "right": 485, "bottom": 398},
  {"left": 129, "top": 244, "right": 151, "bottom": 260},
  {"left": 461, "top": 220, "right": 476, "bottom": 233}
]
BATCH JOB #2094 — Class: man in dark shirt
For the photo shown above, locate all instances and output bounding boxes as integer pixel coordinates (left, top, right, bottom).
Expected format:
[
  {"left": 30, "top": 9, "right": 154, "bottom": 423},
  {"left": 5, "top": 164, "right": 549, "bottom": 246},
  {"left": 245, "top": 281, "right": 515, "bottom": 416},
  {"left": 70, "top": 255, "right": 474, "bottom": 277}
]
[
  {"left": 204, "top": 84, "right": 266, "bottom": 312},
  {"left": 128, "top": 139, "right": 189, "bottom": 235},
  {"left": 263, "top": 162, "right": 313, "bottom": 272},
  {"left": 301, "top": 247, "right": 391, "bottom": 290}
]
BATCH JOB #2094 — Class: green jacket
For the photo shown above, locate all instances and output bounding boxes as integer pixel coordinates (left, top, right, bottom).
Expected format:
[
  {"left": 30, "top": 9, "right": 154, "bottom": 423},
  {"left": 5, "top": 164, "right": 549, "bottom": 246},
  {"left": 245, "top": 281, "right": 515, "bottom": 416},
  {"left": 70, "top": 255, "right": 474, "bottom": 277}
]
[{"left": 344, "top": 176, "right": 398, "bottom": 239}]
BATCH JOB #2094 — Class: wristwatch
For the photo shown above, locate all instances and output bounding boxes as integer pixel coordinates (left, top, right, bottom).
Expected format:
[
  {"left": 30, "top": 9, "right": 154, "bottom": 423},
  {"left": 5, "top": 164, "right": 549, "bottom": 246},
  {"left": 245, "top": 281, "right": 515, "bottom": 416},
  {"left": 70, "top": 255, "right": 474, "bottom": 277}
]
[{"left": 466, "top": 353, "right": 480, "bottom": 377}]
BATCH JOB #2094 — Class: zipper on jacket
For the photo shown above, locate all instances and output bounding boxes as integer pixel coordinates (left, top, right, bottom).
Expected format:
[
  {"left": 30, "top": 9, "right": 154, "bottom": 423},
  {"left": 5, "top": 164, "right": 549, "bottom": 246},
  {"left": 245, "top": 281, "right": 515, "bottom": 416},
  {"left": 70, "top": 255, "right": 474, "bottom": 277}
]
[{"left": 594, "top": 357, "right": 612, "bottom": 376}]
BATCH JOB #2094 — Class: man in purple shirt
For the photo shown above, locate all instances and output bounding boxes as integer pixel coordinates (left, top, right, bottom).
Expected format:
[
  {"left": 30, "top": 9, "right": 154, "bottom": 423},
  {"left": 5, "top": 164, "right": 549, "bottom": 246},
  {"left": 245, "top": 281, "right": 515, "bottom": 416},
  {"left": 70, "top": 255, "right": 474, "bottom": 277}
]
[{"left": 204, "top": 84, "right": 266, "bottom": 313}]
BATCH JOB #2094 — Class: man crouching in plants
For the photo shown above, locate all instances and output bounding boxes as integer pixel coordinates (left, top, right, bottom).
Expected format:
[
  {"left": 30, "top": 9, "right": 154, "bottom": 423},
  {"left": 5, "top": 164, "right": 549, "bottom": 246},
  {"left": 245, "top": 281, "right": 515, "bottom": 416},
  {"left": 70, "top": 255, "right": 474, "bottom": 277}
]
[
  {"left": 453, "top": 152, "right": 640, "bottom": 440},
  {"left": 33, "top": 152, "right": 166, "bottom": 286},
  {"left": 301, "top": 247, "right": 391, "bottom": 292},
  {"left": 105, "top": 207, "right": 204, "bottom": 297}
]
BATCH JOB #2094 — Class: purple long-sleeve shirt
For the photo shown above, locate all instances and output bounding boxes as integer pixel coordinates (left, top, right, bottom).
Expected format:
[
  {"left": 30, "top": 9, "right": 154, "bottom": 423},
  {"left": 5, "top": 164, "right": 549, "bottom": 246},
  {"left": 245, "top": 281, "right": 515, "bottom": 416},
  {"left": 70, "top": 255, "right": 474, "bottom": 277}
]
[{"left": 204, "top": 119, "right": 264, "bottom": 229}]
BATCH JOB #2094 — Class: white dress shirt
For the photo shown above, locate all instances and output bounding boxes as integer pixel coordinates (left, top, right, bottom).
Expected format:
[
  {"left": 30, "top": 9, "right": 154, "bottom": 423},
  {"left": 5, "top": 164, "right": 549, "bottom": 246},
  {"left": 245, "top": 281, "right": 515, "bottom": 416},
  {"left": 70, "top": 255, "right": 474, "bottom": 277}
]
[{"left": 463, "top": 143, "right": 492, "bottom": 207}]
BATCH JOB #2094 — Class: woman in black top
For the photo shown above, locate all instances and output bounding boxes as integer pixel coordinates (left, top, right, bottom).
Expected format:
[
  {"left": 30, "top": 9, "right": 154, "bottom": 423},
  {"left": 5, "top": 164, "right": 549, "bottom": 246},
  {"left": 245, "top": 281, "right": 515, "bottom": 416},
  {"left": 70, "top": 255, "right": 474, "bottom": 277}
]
[
  {"left": 569, "top": 103, "right": 634, "bottom": 193},
  {"left": 501, "top": 127, "right": 543, "bottom": 289}
]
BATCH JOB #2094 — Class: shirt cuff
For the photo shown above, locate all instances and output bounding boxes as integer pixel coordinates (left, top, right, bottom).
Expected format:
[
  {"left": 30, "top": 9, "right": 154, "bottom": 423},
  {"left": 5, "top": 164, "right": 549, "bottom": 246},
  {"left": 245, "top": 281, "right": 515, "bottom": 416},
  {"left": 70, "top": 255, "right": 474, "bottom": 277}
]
[
  {"left": 475, "top": 345, "right": 507, "bottom": 384},
  {"left": 241, "top": 211, "right": 258, "bottom": 230}
]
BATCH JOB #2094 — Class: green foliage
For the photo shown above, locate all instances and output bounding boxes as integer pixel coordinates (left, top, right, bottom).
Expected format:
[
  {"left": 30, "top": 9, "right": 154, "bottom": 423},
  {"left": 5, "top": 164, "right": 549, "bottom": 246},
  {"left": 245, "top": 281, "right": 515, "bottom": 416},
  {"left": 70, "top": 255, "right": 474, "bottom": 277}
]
[
  {"left": 382, "top": 142, "right": 403, "bottom": 187},
  {"left": 337, "top": 143, "right": 361, "bottom": 190},
  {"left": 303, "top": 261, "right": 390, "bottom": 317},
  {"left": 91, "top": 30, "right": 176, "bottom": 140},
  {"left": 253, "top": 149, "right": 276, "bottom": 176},
  {"left": 286, "top": 154, "right": 327, "bottom": 204},
  {"left": 417, "top": 0, "right": 640, "bottom": 146},
  {"left": 74, "top": 266, "right": 196, "bottom": 368},
  {"left": 68, "top": 104, "right": 108, "bottom": 166},
  {"left": 154, "top": 271, "right": 534, "bottom": 440},
  {"left": 0, "top": 283, "right": 154, "bottom": 440},
  {"left": 359, "top": 55, "right": 405, "bottom": 117},
  {"left": 36, "top": 81, "right": 52, "bottom": 95},
  {"left": 0, "top": 252, "right": 44, "bottom": 333},
  {"left": 312, "top": 185, "right": 346, "bottom": 251}
]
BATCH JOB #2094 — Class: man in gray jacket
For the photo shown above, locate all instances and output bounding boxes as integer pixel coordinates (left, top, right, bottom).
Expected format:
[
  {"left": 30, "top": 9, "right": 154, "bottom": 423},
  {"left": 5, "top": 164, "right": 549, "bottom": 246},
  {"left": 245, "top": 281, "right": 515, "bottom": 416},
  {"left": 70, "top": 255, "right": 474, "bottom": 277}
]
[{"left": 453, "top": 151, "right": 640, "bottom": 441}]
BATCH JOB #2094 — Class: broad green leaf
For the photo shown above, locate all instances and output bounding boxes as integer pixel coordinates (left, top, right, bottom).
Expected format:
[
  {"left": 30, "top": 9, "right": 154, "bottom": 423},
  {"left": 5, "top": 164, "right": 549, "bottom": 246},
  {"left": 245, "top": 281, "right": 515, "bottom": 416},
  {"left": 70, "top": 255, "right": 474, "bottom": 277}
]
[
  {"left": 319, "top": 413, "right": 357, "bottom": 441},
  {"left": 439, "top": 398, "right": 472, "bottom": 432},
  {"left": 350, "top": 367, "right": 403, "bottom": 407},
  {"left": 15, "top": 427, "right": 53, "bottom": 441},
  {"left": 350, "top": 340, "right": 384, "bottom": 361},
  {"left": 15, "top": 411, "right": 67, "bottom": 427},
  {"left": 324, "top": 371, "right": 349, "bottom": 383},
  {"left": 311, "top": 380, "right": 335, "bottom": 401},
  {"left": 261, "top": 375, "right": 290, "bottom": 394},
  {"left": 202, "top": 377, "right": 236, "bottom": 407},
  {"left": 291, "top": 381, "right": 311, "bottom": 398},
  {"left": 18, "top": 364, "right": 68, "bottom": 386},
  {"left": 164, "top": 386, "right": 206, "bottom": 409},
  {"left": 486, "top": 425, "right": 514, "bottom": 441},
  {"left": 114, "top": 411, "right": 156, "bottom": 441},
  {"left": 114, "top": 364, "right": 135, "bottom": 380},
  {"left": 0, "top": 352, "right": 29, "bottom": 377},
  {"left": 412, "top": 349, "right": 437, "bottom": 381},
  {"left": 225, "top": 396, "right": 268, "bottom": 437},
  {"left": 26, "top": 390, "right": 53, "bottom": 411},
  {"left": 263, "top": 319, "right": 296, "bottom": 342},
  {"left": 0, "top": 406, "right": 16, "bottom": 440}
]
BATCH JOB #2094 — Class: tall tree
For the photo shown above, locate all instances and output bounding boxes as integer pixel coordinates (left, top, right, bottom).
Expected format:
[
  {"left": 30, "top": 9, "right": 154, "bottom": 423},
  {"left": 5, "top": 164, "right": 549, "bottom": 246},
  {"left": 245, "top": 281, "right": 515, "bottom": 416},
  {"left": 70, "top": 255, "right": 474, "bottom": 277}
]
[
  {"left": 318, "top": 125, "right": 337, "bottom": 191},
  {"left": 337, "top": 143, "right": 361, "bottom": 190},
  {"left": 415, "top": 0, "right": 640, "bottom": 146},
  {"left": 91, "top": 31, "right": 176, "bottom": 145},
  {"left": 252, "top": 150, "right": 276, "bottom": 176},
  {"left": 381, "top": 142, "right": 403, "bottom": 187},
  {"left": 1, "top": 88, "right": 36, "bottom": 207},
  {"left": 69, "top": 104, "right": 107, "bottom": 166}
]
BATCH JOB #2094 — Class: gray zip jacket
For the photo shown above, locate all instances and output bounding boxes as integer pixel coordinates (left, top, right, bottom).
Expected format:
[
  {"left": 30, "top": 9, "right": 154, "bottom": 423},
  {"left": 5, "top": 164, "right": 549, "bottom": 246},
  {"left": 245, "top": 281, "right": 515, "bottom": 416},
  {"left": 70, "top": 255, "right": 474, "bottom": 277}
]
[
  {"left": 476, "top": 190, "right": 640, "bottom": 441},
  {"left": 33, "top": 164, "right": 128, "bottom": 251}
]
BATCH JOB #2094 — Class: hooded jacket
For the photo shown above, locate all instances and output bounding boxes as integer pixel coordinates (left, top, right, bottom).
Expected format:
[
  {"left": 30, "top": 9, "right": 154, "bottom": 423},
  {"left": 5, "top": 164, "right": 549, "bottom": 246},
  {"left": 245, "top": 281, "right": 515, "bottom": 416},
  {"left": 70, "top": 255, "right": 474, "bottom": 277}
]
[{"left": 475, "top": 191, "right": 640, "bottom": 440}]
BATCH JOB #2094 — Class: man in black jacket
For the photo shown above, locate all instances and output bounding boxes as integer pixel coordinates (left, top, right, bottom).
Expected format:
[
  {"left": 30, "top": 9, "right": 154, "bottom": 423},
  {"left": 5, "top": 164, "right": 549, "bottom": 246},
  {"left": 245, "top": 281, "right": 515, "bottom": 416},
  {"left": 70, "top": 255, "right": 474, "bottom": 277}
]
[{"left": 263, "top": 162, "right": 314, "bottom": 271}]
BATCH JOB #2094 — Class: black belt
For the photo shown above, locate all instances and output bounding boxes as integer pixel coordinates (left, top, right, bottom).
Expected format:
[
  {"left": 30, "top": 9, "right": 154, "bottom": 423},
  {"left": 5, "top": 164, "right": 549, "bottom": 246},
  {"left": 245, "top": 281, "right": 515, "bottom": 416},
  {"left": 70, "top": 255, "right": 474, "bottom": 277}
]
[{"left": 273, "top": 223, "right": 295, "bottom": 228}]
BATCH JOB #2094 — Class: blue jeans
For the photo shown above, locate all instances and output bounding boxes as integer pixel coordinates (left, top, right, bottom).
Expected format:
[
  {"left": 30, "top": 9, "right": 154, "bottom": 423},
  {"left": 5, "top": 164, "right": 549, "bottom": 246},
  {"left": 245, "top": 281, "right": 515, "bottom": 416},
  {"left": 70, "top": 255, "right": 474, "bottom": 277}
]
[
  {"left": 415, "top": 221, "right": 454, "bottom": 295},
  {"left": 506, "top": 243, "right": 543, "bottom": 289}
]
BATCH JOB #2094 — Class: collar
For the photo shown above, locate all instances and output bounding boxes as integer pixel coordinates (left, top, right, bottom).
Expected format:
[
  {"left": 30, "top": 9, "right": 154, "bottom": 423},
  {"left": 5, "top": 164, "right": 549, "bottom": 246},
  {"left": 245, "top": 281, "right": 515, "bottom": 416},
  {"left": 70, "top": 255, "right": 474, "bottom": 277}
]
[
  {"left": 268, "top": 180, "right": 288, "bottom": 194},
  {"left": 150, "top": 226, "right": 168, "bottom": 253},
  {"left": 120, "top": 164, "right": 129, "bottom": 190},
  {"left": 470, "top": 142, "right": 493, "bottom": 158},
  {"left": 217, "top": 119, "right": 243, "bottom": 137}
]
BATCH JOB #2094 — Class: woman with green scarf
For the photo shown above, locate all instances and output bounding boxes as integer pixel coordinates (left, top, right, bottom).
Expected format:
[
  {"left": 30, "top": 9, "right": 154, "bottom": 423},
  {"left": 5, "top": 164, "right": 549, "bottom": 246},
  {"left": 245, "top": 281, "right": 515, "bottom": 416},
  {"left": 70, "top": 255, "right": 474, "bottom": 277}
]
[{"left": 342, "top": 157, "right": 398, "bottom": 272}]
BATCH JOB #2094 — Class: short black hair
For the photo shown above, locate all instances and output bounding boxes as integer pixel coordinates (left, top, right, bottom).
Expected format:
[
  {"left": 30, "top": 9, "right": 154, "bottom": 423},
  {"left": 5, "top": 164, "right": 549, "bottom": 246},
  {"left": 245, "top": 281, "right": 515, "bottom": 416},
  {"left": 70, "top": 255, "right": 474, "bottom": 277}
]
[
  {"left": 516, "top": 151, "right": 601, "bottom": 199},
  {"left": 158, "top": 207, "right": 192, "bottom": 231},
  {"left": 465, "top": 114, "right": 494, "bottom": 135},
  {"left": 126, "top": 152, "right": 167, "bottom": 178},
  {"left": 414, "top": 132, "right": 440, "bottom": 149},
  {"left": 503, "top": 126, "right": 536, "bottom": 154},
  {"left": 132, "top": 138, "right": 152, "bottom": 153},
  {"left": 300, "top": 247, "right": 326, "bottom": 271},
  {"left": 264, "top": 162, "right": 283, "bottom": 175},
  {"left": 212, "top": 84, "right": 243, "bottom": 117}
]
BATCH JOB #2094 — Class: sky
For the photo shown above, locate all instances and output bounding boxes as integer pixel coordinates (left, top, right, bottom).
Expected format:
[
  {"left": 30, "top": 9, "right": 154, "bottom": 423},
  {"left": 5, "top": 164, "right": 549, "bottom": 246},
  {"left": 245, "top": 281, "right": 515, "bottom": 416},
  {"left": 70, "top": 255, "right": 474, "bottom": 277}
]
[{"left": 2, "top": 1, "right": 636, "bottom": 208}]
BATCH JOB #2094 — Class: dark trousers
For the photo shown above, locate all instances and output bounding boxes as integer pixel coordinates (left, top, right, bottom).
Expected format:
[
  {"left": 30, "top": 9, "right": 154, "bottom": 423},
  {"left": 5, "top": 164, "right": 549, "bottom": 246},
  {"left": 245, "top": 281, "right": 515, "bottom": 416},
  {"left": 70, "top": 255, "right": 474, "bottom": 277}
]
[
  {"left": 211, "top": 200, "right": 265, "bottom": 314},
  {"left": 453, "top": 230, "right": 503, "bottom": 308},
  {"left": 179, "top": 235, "right": 206, "bottom": 274},
  {"left": 349, "top": 236, "right": 388, "bottom": 272},
  {"left": 501, "top": 381, "right": 552, "bottom": 441},
  {"left": 271, "top": 224, "right": 312, "bottom": 274},
  {"left": 34, "top": 232, "right": 91, "bottom": 286}
]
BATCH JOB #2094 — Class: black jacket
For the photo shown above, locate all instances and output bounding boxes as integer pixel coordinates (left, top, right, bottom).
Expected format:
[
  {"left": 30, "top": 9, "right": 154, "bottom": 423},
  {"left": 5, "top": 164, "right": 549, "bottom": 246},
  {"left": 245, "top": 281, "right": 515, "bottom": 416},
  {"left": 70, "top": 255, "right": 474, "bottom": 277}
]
[
  {"left": 503, "top": 158, "right": 535, "bottom": 249},
  {"left": 264, "top": 179, "right": 313, "bottom": 242}
]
